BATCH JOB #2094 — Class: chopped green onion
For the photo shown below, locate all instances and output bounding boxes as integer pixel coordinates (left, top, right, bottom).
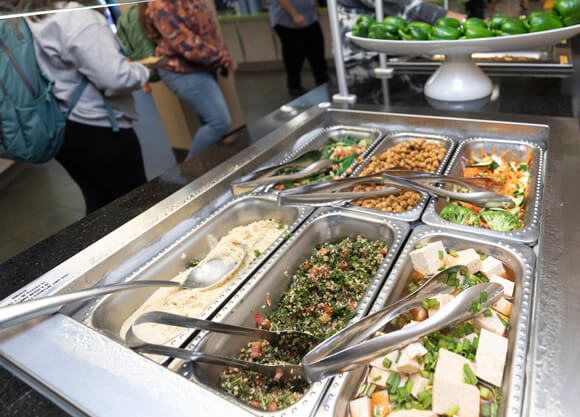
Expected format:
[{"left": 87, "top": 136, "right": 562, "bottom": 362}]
[
  {"left": 498, "top": 313, "right": 510, "bottom": 327},
  {"left": 448, "top": 249, "right": 458, "bottom": 257},
  {"left": 372, "top": 406, "right": 383, "bottom": 417},
  {"left": 366, "top": 384, "right": 376, "bottom": 396},
  {"left": 481, "top": 403, "right": 491, "bottom": 417},
  {"left": 423, "top": 298, "right": 441, "bottom": 309},
  {"left": 277, "top": 223, "right": 285, "bottom": 230},
  {"left": 438, "top": 250, "right": 444, "bottom": 260},
  {"left": 415, "top": 243, "right": 427, "bottom": 249},
  {"left": 484, "top": 309, "right": 493, "bottom": 317},
  {"left": 420, "top": 370, "right": 430, "bottom": 379},
  {"left": 463, "top": 363, "right": 478, "bottom": 385},
  {"left": 408, "top": 282, "right": 419, "bottom": 293},
  {"left": 396, "top": 351, "right": 402, "bottom": 363},
  {"left": 389, "top": 374, "right": 401, "bottom": 394},
  {"left": 253, "top": 249, "right": 261, "bottom": 258},
  {"left": 383, "top": 357, "right": 392, "bottom": 368},
  {"left": 373, "top": 375, "right": 382, "bottom": 381},
  {"left": 480, "top": 386, "right": 492, "bottom": 399},
  {"left": 355, "top": 382, "right": 367, "bottom": 397},
  {"left": 480, "top": 291, "right": 488, "bottom": 303},
  {"left": 468, "top": 301, "right": 482, "bottom": 314},
  {"left": 445, "top": 405, "right": 460, "bottom": 416},
  {"left": 283, "top": 233, "right": 293, "bottom": 241},
  {"left": 386, "top": 372, "right": 397, "bottom": 387},
  {"left": 476, "top": 249, "right": 485, "bottom": 256},
  {"left": 406, "top": 381, "right": 413, "bottom": 395}
]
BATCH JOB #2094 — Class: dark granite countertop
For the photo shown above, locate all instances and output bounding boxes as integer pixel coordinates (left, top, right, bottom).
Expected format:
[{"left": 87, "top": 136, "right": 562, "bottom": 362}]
[{"left": 1, "top": 39, "right": 579, "bottom": 416}]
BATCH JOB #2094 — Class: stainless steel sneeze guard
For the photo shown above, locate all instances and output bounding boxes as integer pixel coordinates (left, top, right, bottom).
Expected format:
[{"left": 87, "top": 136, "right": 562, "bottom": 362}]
[
  {"left": 346, "top": 132, "right": 456, "bottom": 222},
  {"left": 169, "top": 208, "right": 410, "bottom": 417},
  {"left": 422, "top": 137, "right": 547, "bottom": 245},
  {"left": 314, "top": 225, "right": 535, "bottom": 417},
  {"left": 77, "top": 193, "right": 311, "bottom": 353}
]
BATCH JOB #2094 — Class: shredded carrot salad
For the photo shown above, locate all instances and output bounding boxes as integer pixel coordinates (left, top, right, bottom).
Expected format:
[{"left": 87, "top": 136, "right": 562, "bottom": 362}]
[{"left": 457, "top": 146, "right": 531, "bottom": 228}]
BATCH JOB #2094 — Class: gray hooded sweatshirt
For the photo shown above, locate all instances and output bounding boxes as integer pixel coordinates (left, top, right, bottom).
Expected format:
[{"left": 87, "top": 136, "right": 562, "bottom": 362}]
[{"left": 27, "top": 3, "right": 150, "bottom": 128}]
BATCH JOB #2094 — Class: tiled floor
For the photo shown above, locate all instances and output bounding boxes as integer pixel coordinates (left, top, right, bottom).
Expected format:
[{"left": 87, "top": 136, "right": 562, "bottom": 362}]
[{"left": 0, "top": 70, "right": 306, "bottom": 264}]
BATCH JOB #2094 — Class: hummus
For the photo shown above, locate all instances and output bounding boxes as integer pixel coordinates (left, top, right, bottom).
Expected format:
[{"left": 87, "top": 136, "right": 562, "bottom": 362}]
[{"left": 120, "top": 219, "right": 286, "bottom": 345}]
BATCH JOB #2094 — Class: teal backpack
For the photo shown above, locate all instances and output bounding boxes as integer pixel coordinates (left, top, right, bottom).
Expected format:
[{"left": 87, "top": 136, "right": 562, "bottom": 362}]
[{"left": 0, "top": 18, "right": 93, "bottom": 163}]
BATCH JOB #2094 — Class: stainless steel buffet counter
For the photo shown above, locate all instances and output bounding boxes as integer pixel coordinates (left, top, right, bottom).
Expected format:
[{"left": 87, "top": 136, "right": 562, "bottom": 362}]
[{"left": 0, "top": 103, "right": 579, "bottom": 417}]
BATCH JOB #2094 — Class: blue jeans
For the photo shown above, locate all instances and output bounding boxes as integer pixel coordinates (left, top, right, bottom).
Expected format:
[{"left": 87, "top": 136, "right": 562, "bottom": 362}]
[{"left": 159, "top": 69, "right": 231, "bottom": 159}]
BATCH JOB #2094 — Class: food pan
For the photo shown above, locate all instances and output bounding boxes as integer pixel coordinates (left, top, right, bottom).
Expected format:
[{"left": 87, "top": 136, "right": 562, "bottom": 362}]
[
  {"left": 314, "top": 225, "right": 535, "bottom": 417},
  {"left": 422, "top": 137, "right": 546, "bottom": 244},
  {"left": 84, "top": 194, "right": 311, "bottom": 353},
  {"left": 254, "top": 125, "right": 384, "bottom": 191},
  {"left": 169, "top": 208, "right": 410, "bottom": 417},
  {"left": 346, "top": 132, "right": 456, "bottom": 222}
]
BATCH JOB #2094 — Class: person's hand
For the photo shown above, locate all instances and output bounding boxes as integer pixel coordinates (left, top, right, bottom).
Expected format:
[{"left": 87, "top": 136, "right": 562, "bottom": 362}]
[
  {"left": 292, "top": 13, "right": 308, "bottom": 27},
  {"left": 136, "top": 56, "right": 166, "bottom": 70},
  {"left": 226, "top": 58, "right": 239, "bottom": 73}
]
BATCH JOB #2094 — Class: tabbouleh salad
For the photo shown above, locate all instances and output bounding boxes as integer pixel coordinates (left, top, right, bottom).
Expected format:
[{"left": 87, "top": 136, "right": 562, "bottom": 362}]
[{"left": 219, "top": 236, "right": 388, "bottom": 411}]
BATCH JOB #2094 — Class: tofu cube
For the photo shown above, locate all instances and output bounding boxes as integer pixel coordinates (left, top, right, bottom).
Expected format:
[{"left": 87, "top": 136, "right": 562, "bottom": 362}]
[
  {"left": 471, "top": 311, "right": 509, "bottom": 336},
  {"left": 410, "top": 241, "right": 446, "bottom": 276},
  {"left": 427, "top": 294, "right": 455, "bottom": 317},
  {"left": 480, "top": 256, "right": 506, "bottom": 277},
  {"left": 370, "top": 350, "right": 399, "bottom": 372},
  {"left": 445, "top": 249, "right": 482, "bottom": 275},
  {"left": 368, "top": 367, "right": 391, "bottom": 388},
  {"left": 434, "top": 348, "right": 471, "bottom": 384},
  {"left": 408, "top": 373, "right": 430, "bottom": 398},
  {"left": 488, "top": 274, "right": 515, "bottom": 297},
  {"left": 493, "top": 297, "right": 512, "bottom": 316},
  {"left": 475, "top": 328, "right": 508, "bottom": 387},
  {"left": 432, "top": 349, "right": 480, "bottom": 417},
  {"left": 349, "top": 396, "right": 372, "bottom": 417},
  {"left": 367, "top": 367, "right": 408, "bottom": 388},
  {"left": 397, "top": 351, "right": 424, "bottom": 374},
  {"left": 433, "top": 380, "right": 480, "bottom": 417},
  {"left": 388, "top": 410, "right": 438, "bottom": 417},
  {"left": 403, "top": 342, "right": 428, "bottom": 360}
]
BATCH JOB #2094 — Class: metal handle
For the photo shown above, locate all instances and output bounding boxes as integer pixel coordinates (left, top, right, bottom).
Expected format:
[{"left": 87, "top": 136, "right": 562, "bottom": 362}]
[
  {"left": 0, "top": 280, "right": 181, "bottom": 330},
  {"left": 233, "top": 159, "right": 334, "bottom": 188},
  {"left": 304, "top": 266, "right": 465, "bottom": 364},
  {"left": 382, "top": 173, "right": 515, "bottom": 208},
  {"left": 127, "top": 311, "right": 283, "bottom": 345},
  {"left": 131, "top": 342, "right": 304, "bottom": 380},
  {"left": 303, "top": 282, "right": 503, "bottom": 382}
]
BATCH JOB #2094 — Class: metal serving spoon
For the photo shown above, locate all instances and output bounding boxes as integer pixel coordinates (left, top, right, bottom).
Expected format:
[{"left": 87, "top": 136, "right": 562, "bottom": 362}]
[{"left": 0, "top": 245, "right": 247, "bottom": 330}]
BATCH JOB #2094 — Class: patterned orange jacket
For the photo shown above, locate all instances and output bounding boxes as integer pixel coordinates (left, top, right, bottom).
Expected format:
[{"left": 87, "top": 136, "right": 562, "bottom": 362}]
[{"left": 146, "top": 0, "right": 231, "bottom": 73}]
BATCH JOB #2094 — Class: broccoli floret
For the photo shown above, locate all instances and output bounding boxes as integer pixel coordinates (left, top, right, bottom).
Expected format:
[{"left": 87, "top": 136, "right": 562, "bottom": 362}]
[
  {"left": 480, "top": 209, "right": 522, "bottom": 232},
  {"left": 440, "top": 204, "right": 480, "bottom": 227}
]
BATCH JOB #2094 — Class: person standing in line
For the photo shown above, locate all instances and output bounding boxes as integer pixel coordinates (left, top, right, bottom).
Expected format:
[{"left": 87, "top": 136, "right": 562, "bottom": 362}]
[
  {"left": 269, "top": 0, "right": 329, "bottom": 97},
  {"left": 26, "top": 2, "right": 151, "bottom": 214},
  {"left": 146, "top": 0, "right": 236, "bottom": 160}
]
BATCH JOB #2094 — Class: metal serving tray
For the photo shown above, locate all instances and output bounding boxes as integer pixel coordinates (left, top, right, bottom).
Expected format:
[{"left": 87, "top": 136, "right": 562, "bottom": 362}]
[
  {"left": 169, "top": 208, "right": 410, "bottom": 417},
  {"left": 314, "top": 225, "right": 535, "bottom": 417},
  {"left": 422, "top": 137, "right": 546, "bottom": 245},
  {"left": 80, "top": 194, "right": 310, "bottom": 353},
  {"left": 345, "top": 132, "right": 456, "bottom": 222},
  {"left": 252, "top": 125, "right": 384, "bottom": 191}
]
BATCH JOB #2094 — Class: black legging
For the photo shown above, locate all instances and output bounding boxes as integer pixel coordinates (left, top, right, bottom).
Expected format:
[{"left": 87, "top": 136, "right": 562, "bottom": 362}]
[
  {"left": 56, "top": 120, "right": 147, "bottom": 214},
  {"left": 274, "top": 21, "right": 329, "bottom": 91}
]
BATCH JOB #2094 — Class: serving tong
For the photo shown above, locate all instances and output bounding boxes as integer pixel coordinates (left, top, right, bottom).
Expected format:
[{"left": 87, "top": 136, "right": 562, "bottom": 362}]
[
  {"left": 231, "top": 149, "right": 333, "bottom": 195},
  {"left": 277, "top": 169, "right": 515, "bottom": 209},
  {"left": 126, "top": 266, "right": 503, "bottom": 383}
]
